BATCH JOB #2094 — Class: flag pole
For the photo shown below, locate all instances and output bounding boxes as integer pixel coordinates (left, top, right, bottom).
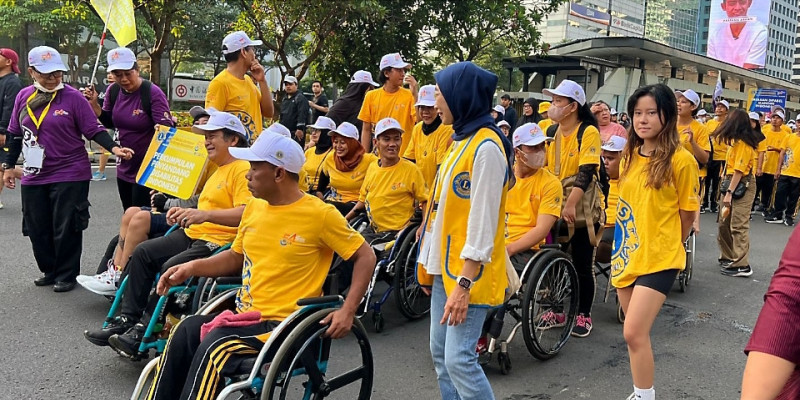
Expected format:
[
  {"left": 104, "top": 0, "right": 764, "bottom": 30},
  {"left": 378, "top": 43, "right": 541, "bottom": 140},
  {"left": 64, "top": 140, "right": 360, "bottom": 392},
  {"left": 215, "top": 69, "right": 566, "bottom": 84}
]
[{"left": 90, "top": 4, "right": 113, "bottom": 87}]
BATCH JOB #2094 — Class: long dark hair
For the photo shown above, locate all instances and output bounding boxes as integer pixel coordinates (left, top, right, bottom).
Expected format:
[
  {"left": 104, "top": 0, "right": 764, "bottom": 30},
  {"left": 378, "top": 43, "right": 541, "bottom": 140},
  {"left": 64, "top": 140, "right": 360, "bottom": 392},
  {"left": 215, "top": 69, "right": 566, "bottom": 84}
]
[
  {"left": 574, "top": 99, "right": 598, "bottom": 127},
  {"left": 717, "top": 109, "right": 761, "bottom": 149},
  {"left": 622, "top": 83, "right": 679, "bottom": 189}
]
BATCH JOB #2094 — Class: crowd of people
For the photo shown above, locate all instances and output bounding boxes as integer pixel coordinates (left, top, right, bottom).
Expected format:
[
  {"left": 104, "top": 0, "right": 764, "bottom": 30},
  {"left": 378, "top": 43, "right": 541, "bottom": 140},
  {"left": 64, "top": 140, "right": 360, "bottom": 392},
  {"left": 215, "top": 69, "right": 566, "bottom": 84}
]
[{"left": 1, "top": 26, "right": 800, "bottom": 399}]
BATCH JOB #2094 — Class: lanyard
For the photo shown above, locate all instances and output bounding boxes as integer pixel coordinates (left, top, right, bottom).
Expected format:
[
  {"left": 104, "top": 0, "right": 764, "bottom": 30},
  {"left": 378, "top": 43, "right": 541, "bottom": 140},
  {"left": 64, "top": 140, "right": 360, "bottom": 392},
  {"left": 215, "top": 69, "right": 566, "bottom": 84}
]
[{"left": 26, "top": 91, "right": 56, "bottom": 130}]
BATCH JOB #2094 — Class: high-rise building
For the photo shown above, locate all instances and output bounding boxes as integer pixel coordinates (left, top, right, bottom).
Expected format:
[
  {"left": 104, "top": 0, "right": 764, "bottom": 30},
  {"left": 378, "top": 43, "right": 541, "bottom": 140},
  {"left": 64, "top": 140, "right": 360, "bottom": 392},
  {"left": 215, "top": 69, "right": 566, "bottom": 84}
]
[
  {"left": 765, "top": 0, "right": 798, "bottom": 81},
  {"left": 536, "top": 0, "right": 646, "bottom": 46},
  {"left": 644, "top": 0, "right": 702, "bottom": 53},
  {"left": 793, "top": 12, "right": 800, "bottom": 83}
]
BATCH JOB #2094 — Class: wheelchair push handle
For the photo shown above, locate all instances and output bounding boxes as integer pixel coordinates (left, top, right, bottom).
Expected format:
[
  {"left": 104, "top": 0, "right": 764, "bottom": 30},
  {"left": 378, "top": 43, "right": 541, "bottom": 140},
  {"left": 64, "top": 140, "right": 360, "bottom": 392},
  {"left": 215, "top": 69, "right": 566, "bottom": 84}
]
[{"left": 297, "top": 295, "right": 344, "bottom": 307}]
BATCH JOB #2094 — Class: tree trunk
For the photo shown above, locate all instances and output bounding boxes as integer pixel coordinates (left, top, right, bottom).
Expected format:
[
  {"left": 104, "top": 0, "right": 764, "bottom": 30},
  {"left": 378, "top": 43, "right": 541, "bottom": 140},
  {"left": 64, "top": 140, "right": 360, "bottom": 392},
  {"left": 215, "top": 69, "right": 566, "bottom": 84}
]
[{"left": 150, "top": 50, "right": 162, "bottom": 86}]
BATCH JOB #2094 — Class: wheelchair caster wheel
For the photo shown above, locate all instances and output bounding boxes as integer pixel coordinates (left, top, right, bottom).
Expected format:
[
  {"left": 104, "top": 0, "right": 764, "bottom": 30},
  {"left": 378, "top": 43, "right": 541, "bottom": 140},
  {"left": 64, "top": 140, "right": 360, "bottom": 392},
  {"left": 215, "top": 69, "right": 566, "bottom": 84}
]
[
  {"left": 372, "top": 313, "right": 384, "bottom": 333},
  {"left": 498, "top": 351, "right": 511, "bottom": 375}
]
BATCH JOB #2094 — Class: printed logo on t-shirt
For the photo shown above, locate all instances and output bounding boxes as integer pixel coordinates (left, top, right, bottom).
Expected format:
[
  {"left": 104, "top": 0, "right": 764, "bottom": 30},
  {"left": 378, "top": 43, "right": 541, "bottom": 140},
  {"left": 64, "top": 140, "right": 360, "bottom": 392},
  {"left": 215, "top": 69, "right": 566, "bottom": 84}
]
[
  {"left": 236, "top": 252, "right": 254, "bottom": 312},
  {"left": 452, "top": 172, "right": 471, "bottom": 199},
  {"left": 280, "top": 233, "right": 306, "bottom": 246},
  {"left": 783, "top": 148, "right": 794, "bottom": 171},
  {"left": 611, "top": 198, "right": 639, "bottom": 277},
  {"left": 53, "top": 109, "right": 69, "bottom": 116},
  {"left": 132, "top": 109, "right": 144, "bottom": 116},
  {"left": 390, "top": 182, "right": 406, "bottom": 191}
]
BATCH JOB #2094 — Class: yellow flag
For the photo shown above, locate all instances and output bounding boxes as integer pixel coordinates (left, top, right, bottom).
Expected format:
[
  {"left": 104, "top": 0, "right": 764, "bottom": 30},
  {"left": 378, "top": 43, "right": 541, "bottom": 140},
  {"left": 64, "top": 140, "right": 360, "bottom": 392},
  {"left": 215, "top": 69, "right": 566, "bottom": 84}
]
[{"left": 90, "top": 0, "right": 137, "bottom": 47}]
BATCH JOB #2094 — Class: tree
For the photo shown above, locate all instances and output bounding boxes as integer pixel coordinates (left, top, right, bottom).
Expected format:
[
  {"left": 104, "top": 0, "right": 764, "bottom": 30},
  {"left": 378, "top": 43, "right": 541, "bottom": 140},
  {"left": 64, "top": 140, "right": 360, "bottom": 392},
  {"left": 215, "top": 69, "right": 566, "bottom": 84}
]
[
  {"left": 232, "top": 0, "right": 379, "bottom": 97},
  {"left": 133, "top": 0, "right": 189, "bottom": 86},
  {"left": 169, "top": 0, "right": 239, "bottom": 79},
  {"left": 421, "top": 0, "right": 562, "bottom": 64}
]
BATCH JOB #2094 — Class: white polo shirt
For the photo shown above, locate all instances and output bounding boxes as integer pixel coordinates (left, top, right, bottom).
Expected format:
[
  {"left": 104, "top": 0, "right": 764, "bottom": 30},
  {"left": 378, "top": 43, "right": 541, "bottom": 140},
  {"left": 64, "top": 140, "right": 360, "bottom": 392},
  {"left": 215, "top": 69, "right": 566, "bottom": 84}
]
[{"left": 707, "top": 19, "right": 768, "bottom": 68}]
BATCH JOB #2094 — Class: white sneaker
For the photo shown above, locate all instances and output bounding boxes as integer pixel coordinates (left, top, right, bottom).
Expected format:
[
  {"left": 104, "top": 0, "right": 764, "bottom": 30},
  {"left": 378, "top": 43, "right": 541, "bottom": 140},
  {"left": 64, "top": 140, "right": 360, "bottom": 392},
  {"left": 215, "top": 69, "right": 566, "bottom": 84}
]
[
  {"left": 77, "top": 268, "right": 120, "bottom": 296},
  {"left": 0, "top": 201, "right": 4, "bottom": 209}
]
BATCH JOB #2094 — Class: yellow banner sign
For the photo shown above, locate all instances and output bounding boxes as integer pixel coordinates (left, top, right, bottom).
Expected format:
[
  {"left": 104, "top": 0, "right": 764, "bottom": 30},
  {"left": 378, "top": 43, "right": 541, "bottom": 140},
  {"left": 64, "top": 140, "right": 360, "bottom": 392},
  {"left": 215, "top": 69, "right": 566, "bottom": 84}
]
[{"left": 136, "top": 125, "right": 208, "bottom": 199}]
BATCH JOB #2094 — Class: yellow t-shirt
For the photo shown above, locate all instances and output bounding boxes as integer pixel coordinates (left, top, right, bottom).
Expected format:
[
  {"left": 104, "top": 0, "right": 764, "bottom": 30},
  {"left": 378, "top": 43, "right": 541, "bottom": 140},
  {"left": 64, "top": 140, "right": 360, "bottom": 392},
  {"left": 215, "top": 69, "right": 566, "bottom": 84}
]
[
  {"left": 605, "top": 179, "right": 619, "bottom": 228},
  {"left": 545, "top": 124, "right": 602, "bottom": 180},
  {"left": 234, "top": 196, "right": 365, "bottom": 322},
  {"left": 781, "top": 134, "right": 800, "bottom": 178},
  {"left": 724, "top": 140, "right": 757, "bottom": 176},
  {"left": 761, "top": 126, "right": 789, "bottom": 175},
  {"left": 705, "top": 119, "right": 730, "bottom": 161},
  {"left": 357, "top": 87, "right": 416, "bottom": 155},
  {"left": 323, "top": 153, "right": 378, "bottom": 202},
  {"left": 359, "top": 159, "right": 428, "bottom": 232},
  {"left": 538, "top": 118, "right": 554, "bottom": 132},
  {"left": 196, "top": 162, "right": 218, "bottom": 194},
  {"left": 205, "top": 69, "right": 263, "bottom": 141},
  {"left": 403, "top": 121, "right": 453, "bottom": 189},
  {"left": 611, "top": 148, "right": 700, "bottom": 288},
  {"left": 299, "top": 148, "right": 332, "bottom": 192},
  {"left": 678, "top": 120, "right": 710, "bottom": 178},
  {"left": 184, "top": 160, "right": 252, "bottom": 245},
  {"left": 504, "top": 168, "right": 562, "bottom": 248}
]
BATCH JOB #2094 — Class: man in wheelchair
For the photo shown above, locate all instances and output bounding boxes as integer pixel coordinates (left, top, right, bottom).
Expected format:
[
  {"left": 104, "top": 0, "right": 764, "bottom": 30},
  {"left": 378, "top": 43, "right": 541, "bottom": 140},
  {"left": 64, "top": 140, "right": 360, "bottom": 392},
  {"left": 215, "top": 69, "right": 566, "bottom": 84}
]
[
  {"left": 342, "top": 118, "right": 427, "bottom": 274},
  {"left": 84, "top": 111, "right": 253, "bottom": 355},
  {"left": 505, "top": 123, "right": 562, "bottom": 268},
  {"left": 144, "top": 131, "right": 375, "bottom": 400}
]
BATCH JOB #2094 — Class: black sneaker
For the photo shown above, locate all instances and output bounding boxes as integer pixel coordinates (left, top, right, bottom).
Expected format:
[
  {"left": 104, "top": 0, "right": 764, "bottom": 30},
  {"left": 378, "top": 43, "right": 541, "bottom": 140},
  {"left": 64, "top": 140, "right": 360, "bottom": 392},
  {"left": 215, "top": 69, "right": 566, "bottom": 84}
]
[
  {"left": 710, "top": 206, "right": 719, "bottom": 213},
  {"left": 84, "top": 316, "right": 134, "bottom": 347},
  {"left": 766, "top": 215, "right": 784, "bottom": 224},
  {"left": 700, "top": 205, "right": 707, "bottom": 214},
  {"left": 721, "top": 265, "right": 753, "bottom": 277},
  {"left": 754, "top": 204, "right": 764, "bottom": 212},
  {"left": 108, "top": 323, "right": 147, "bottom": 359},
  {"left": 785, "top": 217, "right": 795, "bottom": 227}
]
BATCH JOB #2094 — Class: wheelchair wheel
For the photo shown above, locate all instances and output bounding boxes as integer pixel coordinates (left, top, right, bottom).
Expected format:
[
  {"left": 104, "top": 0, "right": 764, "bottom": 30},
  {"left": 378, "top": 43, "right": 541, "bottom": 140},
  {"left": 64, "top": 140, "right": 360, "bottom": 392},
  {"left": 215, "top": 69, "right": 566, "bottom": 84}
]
[
  {"left": 262, "top": 309, "right": 373, "bottom": 400},
  {"left": 616, "top": 295, "right": 625, "bottom": 324},
  {"left": 393, "top": 231, "right": 430, "bottom": 320},
  {"left": 130, "top": 357, "right": 159, "bottom": 400},
  {"left": 685, "top": 232, "right": 695, "bottom": 283},
  {"left": 520, "top": 250, "right": 579, "bottom": 361},
  {"left": 191, "top": 277, "right": 215, "bottom": 314}
]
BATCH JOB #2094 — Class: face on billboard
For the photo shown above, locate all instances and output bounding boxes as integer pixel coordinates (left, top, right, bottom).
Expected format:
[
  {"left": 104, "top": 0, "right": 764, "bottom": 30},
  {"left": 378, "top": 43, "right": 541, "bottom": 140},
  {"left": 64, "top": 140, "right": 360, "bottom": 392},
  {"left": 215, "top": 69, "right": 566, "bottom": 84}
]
[{"left": 706, "top": 0, "right": 770, "bottom": 70}]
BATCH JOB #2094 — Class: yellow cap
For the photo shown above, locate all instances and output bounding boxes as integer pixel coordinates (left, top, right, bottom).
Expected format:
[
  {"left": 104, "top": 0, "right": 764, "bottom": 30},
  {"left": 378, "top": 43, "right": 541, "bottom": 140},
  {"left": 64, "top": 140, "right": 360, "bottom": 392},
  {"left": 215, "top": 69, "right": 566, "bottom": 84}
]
[{"left": 538, "top": 101, "right": 551, "bottom": 114}]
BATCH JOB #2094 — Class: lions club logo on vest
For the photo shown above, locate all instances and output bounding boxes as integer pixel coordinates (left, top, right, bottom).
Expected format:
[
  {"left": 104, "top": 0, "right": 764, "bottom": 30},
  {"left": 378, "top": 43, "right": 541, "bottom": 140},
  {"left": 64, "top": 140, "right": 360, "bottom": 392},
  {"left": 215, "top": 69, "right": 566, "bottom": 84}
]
[
  {"left": 611, "top": 198, "right": 639, "bottom": 277},
  {"left": 452, "top": 172, "right": 471, "bottom": 199}
]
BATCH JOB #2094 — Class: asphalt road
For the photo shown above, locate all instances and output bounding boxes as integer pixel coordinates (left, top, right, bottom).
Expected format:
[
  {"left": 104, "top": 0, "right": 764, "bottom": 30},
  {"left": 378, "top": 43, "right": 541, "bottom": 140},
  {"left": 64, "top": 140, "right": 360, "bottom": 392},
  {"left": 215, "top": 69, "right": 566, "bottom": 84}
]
[{"left": 0, "top": 167, "right": 793, "bottom": 400}]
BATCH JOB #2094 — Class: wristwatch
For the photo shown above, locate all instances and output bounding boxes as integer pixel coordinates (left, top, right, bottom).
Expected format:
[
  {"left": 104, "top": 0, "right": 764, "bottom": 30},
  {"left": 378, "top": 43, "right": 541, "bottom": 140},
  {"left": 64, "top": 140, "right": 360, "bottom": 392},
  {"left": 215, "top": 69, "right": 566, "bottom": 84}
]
[
  {"left": 1, "top": 163, "right": 11, "bottom": 170},
  {"left": 456, "top": 275, "right": 474, "bottom": 291}
]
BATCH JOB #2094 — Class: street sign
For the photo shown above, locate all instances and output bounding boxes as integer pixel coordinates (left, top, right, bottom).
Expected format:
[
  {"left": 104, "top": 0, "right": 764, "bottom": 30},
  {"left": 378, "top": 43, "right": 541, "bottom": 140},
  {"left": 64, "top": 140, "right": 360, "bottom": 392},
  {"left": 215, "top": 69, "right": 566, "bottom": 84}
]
[{"left": 171, "top": 77, "right": 209, "bottom": 103}]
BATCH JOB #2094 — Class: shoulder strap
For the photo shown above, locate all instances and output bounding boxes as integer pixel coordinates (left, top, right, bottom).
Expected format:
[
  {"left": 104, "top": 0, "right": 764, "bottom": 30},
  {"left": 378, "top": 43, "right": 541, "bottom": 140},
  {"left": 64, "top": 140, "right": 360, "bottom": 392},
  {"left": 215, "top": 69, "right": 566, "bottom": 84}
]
[
  {"left": 140, "top": 80, "right": 152, "bottom": 121},
  {"left": 554, "top": 127, "right": 562, "bottom": 178},
  {"left": 576, "top": 122, "right": 589, "bottom": 150},
  {"left": 107, "top": 83, "right": 121, "bottom": 110},
  {"left": 546, "top": 124, "right": 558, "bottom": 138}
]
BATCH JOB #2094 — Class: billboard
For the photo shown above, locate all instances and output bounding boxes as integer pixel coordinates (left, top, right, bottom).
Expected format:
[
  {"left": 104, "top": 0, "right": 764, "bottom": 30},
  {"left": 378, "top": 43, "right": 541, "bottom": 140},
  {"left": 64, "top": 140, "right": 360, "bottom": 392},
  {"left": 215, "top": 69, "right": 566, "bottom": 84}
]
[
  {"left": 746, "top": 88, "right": 787, "bottom": 115},
  {"left": 569, "top": 2, "right": 610, "bottom": 26},
  {"left": 706, "top": 0, "right": 770, "bottom": 70}
]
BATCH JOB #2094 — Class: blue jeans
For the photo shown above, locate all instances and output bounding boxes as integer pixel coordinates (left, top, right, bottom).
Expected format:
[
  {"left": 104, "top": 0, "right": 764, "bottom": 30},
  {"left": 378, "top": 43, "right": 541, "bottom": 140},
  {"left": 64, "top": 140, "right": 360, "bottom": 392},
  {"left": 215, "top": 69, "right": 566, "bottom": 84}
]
[{"left": 429, "top": 276, "right": 495, "bottom": 400}]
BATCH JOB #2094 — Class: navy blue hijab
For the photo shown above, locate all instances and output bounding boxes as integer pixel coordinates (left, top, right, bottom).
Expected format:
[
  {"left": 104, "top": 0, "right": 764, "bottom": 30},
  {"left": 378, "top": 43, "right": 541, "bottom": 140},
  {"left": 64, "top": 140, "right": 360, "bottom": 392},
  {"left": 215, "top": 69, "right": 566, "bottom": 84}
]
[{"left": 434, "top": 62, "right": 514, "bottom": 184}]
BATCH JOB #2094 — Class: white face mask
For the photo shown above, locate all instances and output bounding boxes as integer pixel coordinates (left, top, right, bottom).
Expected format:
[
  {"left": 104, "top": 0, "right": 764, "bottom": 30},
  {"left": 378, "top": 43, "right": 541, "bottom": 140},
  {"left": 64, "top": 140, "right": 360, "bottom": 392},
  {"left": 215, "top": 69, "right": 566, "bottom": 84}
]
[
  {"left": 33, "top": 81, "right": 64, "bottom": 93},
  {"left": 522, "top": 149, "right": 546, "bottom": 169}
]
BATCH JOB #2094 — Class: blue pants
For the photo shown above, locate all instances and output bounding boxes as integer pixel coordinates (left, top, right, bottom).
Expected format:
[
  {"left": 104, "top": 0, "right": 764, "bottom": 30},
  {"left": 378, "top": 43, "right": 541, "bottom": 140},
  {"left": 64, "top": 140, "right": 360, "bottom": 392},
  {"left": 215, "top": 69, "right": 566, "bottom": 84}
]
[{"left": 429, "top": 276, "right": 494, "bottom": 400}]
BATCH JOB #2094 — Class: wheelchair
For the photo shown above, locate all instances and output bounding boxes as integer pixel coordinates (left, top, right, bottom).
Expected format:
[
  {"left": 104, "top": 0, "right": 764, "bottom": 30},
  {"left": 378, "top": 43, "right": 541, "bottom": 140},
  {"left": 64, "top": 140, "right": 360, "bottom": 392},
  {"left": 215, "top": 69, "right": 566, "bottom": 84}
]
[
  {"left": 479, "top": 221, "right": 580, "bottom": 374},
  {"left": 100, "top": 226, "right": 239, "bottom": 360},
  {"left": 130, "top": 274, "right": 374, "bottom": 400},
  {"left": 348, "top": 212, "right": 429, "bottom": 332}
]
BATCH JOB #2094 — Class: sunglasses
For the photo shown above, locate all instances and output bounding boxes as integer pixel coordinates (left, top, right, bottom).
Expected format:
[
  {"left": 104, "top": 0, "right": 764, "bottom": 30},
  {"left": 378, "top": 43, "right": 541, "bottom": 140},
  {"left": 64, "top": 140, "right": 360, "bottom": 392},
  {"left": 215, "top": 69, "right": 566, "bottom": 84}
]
[{"left": 32, "top": 68, "right": 63, "bottom": 79}]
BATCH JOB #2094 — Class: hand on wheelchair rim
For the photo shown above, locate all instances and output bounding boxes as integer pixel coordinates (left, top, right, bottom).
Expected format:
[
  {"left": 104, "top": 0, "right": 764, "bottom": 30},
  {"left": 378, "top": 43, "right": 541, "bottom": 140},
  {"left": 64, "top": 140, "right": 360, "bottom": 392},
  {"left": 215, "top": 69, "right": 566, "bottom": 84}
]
[{"left": 320, "top": 308, "right": 355, "bottom": 339}]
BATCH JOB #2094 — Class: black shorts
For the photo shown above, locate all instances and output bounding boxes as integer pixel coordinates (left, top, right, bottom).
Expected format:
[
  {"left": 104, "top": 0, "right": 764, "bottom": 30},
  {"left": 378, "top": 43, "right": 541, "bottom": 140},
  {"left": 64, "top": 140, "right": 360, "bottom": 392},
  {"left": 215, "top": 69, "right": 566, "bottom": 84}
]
[{"left": 624, "top": 269, "right": 679, "bottom": 296}]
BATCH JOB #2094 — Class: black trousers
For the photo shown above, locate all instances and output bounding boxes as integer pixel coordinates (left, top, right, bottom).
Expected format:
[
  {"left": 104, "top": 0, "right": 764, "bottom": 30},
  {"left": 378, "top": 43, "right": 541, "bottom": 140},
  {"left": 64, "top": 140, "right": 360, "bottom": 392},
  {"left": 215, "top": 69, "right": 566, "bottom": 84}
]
[
  {"left": 119, "top": 229, "right": 217, "bottom": 320},
  {"left": 773, "top": 176, "right": 800, "bottom": 219},
  {"left": 117, "top": 178, "right": 151, "bottom": 211},
  {"left": 21, "top": 180, "right": 90, "bottom": 283},
  {"left": 146, "top": 313, "right": 277, "bottom": 400},
  {"left": 570, "top": 227, "right": 595, "bottom": 315},
  {"left": 756, "top": 174, "right": 776, "bottom": 210},
  {"left": 704, "top": 160, "right": 723, "bottom": 208}
]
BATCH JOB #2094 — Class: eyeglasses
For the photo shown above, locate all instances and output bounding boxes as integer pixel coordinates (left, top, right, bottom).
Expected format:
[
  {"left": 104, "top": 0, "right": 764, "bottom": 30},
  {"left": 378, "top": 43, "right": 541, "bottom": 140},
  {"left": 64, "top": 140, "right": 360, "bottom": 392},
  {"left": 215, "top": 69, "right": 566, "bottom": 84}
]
[{"left": 32, "top": 68, "right": 63, "bottom": 79}]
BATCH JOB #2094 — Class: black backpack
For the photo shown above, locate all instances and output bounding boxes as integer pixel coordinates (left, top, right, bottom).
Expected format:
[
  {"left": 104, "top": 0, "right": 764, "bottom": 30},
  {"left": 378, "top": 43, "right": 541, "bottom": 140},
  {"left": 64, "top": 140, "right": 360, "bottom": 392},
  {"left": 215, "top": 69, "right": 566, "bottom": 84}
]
[
  {"left": 99, "top": 80, "right": 153, "bottom": 128},
  {"left": 546, "top": 122, "right": 611, "bottom": 200}
]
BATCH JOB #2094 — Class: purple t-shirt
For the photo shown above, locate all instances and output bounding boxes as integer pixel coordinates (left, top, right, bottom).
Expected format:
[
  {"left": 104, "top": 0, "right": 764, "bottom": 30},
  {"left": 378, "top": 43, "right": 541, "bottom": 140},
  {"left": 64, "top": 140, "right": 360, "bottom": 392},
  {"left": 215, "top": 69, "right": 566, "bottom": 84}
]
[
  {"left": 8, "top": 85, "right": 106, "bottom": 185},
  {"left": 103, "top": 82, "right": 173, "bottom": 183}
]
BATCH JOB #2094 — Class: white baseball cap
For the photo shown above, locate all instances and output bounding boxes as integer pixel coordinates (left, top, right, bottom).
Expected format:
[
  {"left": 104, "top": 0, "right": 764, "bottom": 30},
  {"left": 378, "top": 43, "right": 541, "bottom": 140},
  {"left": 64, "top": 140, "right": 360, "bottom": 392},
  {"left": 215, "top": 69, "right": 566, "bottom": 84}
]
[
  {"left": 192, "top": 111, "right": 250, "bottom": 143},
  {"left": 493, "top": 105, "right": 505, "bottom": 115},
  {"left": 261, "top": 122, "right": 291, "bottom": 138},
  {"left": 498, "top": 120, "right": 511, "bottom": 129},
  {"left": 229, "top": 130, "right": 305, "bottom": 174},
  {"left": 790, "top": 120, "right": 798, "bottom": 126},
  {"left": 697, "top": 109, "right": 708, "bottom": 116},
  {"left": 350, "top": 70, "right": 379, "bottom": 87},
  {"left": 610, "top": 108, "right": 618, "bottom": 115},
  {"left": 309, "top": 116, "right": 337, "bottom": 131},
  {"left": 222, "top": 31, "right": 263, "bottom": 55},
  {"left": 718, "top": 100, "right": 730, "bottom": 109},
  {"left": 329, "top": 122, "right": 360, "bottom": 140},
  {"left": 675, "top": 89, "right": 701, "bottom": 106},
  {"left": 284, "top": 76, "right": 298, "bottom": 85},
  {"left": 374, "top": 117, "right": 404, "bottom": 137},
  {"left": 379, "top": 53, "right": 411, "bottom": 70},
  {"left": 773, "top": 110, "right": 786, "bottom": 120},
  {"left": 512, "top": 123, "right": 552, "bottom": 148},
  {"left": 107, "top": 47, "right": 136, "bottom": 72},
  {"left": 28, "top": 46, "right": 67, "bottom": 74},
  {"left": 543, "top": 80, "right": 587, "bottom": 106},
  {"left": 415, "top": 84, "right": 436, "bottom": 107},
  {"left": 748, "top": 111, "right": 760, "bottom": 120},
  {"left": 601, "top": 136, "right": 627, "bottom": 152}
]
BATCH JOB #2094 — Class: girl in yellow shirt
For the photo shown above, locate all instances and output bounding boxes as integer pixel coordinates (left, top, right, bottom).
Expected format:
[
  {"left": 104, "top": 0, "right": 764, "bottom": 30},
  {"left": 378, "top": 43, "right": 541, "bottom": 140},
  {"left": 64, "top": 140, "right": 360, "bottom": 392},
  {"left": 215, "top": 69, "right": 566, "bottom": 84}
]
[
  {"left": 716, "top": 109, "right": 760, "bottom": 277},
  {"left": 299, "top": 116, "right": 335, "bottom": 195},
  {"left": 613, "top": 84, "right": 699, "bottom": 400},
  {"left": 318, "top": 122, "right": 377, "bottom": 215}
]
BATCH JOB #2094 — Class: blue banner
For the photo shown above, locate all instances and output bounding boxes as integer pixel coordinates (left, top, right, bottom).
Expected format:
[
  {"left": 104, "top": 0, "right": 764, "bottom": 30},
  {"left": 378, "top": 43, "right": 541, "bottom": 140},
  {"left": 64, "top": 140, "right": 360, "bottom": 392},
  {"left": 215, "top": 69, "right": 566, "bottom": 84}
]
[
  {"left": 569, "top": 2, "right": 610, "bottom": 26},
  {"left": 747, "top": 88, "right": 787, "bottom": 114}
]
